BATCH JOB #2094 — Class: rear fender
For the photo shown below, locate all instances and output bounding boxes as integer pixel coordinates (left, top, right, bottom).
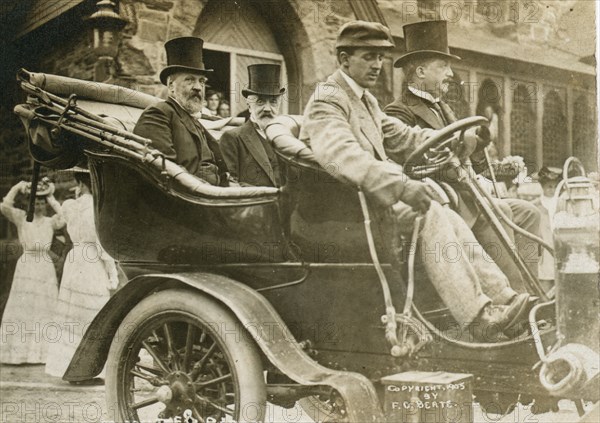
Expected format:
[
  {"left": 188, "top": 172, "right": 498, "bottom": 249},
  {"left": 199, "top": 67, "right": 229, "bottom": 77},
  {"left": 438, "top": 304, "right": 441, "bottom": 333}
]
[{"left": 65, "top": 272, "right": 384, "bottom": 422}]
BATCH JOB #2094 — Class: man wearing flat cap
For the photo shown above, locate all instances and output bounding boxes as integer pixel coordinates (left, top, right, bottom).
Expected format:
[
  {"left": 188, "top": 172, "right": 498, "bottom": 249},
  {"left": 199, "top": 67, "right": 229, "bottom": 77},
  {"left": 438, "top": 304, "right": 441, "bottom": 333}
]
[
  {"left": 385, "top": 21, "right": 541, "bottom": 290},
  {"left": 220, "top": 64, "right": 285, "bottom": 187},
  {"left": 134, "top": 37, "right": 229, "bottom": 186},
  {"left": 300, "top": 20, "right": 532, "bottom": 340}
]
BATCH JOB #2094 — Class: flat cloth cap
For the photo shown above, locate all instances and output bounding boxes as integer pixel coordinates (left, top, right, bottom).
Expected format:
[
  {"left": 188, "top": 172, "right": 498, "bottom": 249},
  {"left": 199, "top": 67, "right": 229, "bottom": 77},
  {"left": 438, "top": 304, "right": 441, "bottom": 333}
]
[{"left": 335, "top": 20, "right": 395, "bottom": 49}]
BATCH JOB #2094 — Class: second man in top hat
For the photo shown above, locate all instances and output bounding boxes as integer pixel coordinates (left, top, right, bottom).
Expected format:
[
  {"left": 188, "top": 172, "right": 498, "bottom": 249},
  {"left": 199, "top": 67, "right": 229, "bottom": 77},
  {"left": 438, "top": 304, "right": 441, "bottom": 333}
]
[
  {"left": 220, "top": 64, "right": 285, "bottom": 187},
  {"left": 385, "top": 20, "right": 541, "bottom": 291}
]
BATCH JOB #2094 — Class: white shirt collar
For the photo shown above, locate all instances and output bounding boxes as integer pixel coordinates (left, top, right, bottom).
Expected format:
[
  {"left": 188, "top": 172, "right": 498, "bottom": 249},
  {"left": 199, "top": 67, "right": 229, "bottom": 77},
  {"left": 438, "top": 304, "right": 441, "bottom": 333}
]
[
  {"left": 249, "top": 114, "right": 266, "bottom": 138},
  {"left": 340, "top": 70, "right": 366, "bottom": 99},
  {"left": 408, "top": 85, "right": 439, "bottom": 104}
]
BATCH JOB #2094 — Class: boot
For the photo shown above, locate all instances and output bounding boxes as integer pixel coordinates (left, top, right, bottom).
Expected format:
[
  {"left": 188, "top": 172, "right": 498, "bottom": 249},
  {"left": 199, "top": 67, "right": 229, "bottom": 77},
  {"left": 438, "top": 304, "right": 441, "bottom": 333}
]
[
  {"left": 470, "top": 293, "right": 532, "bottom": 341},
  {"left": 502, "top": 293, "right": 538, "bottom": 338}
]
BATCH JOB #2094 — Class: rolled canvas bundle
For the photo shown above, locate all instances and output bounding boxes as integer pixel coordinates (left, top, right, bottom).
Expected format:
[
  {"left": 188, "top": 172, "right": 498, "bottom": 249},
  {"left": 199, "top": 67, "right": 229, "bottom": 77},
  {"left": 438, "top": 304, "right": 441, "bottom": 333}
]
[
  {"left": 21, "top": 70, "right": 160, "bottom": 110},
  {"left": 14, "top": 69, "right": 278, "bottom": 199}
]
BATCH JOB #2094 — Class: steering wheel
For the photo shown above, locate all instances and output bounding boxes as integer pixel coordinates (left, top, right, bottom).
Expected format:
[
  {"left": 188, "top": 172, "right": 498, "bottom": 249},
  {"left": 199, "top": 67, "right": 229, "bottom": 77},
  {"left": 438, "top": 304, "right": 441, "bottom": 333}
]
[{"left": 404, "top": 116, "right": 488, "bottom": 179}]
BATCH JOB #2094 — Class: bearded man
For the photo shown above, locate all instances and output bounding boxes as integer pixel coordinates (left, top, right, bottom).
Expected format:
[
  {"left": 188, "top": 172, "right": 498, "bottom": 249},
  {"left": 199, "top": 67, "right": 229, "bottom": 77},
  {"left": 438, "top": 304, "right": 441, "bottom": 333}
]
[
  {"left": 134, "top": 37, "right": 228, "bottom": 186},
  {"left": 220, "top": 64, "right": 285, "bottom": 187}
]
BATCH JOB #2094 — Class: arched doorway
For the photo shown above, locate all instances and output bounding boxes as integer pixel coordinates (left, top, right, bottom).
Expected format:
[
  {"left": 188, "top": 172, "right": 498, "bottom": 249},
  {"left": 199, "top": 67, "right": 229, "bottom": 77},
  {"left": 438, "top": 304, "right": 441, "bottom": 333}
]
[
  {"left": 476, "top": 78, "right": 503, "bottom": 159},
  {"left": 194, "top": 0, "right": 288, "bottom": 117},
  {"left": 542, "top": 90, "right": 567, "bottom": 167},
  {"left": 510, "top": 83, "right": 537, "bottom": 170},
  {"left": 443, "top": 71, "right": 469, "bottom": 120},
  {"left": 572, "top": 94, "right": 598, "bottom": 171}
]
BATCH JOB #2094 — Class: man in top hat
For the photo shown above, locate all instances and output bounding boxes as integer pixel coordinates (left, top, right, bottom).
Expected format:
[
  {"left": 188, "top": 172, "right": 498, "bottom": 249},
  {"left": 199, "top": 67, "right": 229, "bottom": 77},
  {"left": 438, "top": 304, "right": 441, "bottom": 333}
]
[
  {"left": 220, "top": 64, "right": 285, "bottom": 187},
  {"left": 300, "top": 20, "right": 533, "bottom": 339},
  {"left": 134, "top": 37, "right": 228, "bottom": 186},
  {"left": 384, "top": 20, "right": 542, "bottom": 291}
]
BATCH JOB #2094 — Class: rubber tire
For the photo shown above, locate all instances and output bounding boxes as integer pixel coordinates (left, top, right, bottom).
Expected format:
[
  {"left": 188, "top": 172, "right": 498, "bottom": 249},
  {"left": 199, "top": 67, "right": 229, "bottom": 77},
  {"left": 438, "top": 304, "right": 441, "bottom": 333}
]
[{"left": 105, "top": 288, "right": 266, "bottom": 422}]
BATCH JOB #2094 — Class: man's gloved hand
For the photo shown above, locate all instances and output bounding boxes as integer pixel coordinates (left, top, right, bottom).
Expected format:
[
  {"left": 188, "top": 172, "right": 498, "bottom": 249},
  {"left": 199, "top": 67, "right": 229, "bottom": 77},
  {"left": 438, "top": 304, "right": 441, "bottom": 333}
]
[
  {"left": 399, "top": 179, "right": 436, "bottom": 213},
  {"left": 474, "top": 125, "right": 491, "bottom": 152}
]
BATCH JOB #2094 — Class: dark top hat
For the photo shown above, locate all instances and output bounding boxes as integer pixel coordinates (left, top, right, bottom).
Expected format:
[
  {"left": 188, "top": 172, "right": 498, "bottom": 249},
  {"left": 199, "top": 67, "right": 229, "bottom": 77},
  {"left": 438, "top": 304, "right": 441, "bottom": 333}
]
[
  {"left": 394, "top": 20, "right": 461, "bottom": 68},
  {"left": 159, "top": 37, "right": 213, "bottom": 85},
  {"left": 242, "top": 64, "right": 286, "bottom": 98}
]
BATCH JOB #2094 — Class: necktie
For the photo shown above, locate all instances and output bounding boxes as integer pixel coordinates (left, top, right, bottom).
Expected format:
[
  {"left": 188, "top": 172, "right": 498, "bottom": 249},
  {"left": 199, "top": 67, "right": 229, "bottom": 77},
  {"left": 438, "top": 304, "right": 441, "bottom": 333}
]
[
  {"left": 361, "top": 92, "right": 370, "bottom": 109},
  {"left": 362, "top": 92, "right": 376, "bottom": 121},
  {"left": 439, "top": 101, "right": 458, "bottom": 124},
  {"left": 430, "top": 101, "right": 448, "bottom": 126}
]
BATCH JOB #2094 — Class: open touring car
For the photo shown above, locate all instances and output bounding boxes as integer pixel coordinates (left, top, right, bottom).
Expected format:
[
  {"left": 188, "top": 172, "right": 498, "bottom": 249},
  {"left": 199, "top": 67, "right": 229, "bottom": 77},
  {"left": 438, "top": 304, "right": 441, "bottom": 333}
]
[{"left": 13, "top": 69, "right": 600, "bottom": 422}]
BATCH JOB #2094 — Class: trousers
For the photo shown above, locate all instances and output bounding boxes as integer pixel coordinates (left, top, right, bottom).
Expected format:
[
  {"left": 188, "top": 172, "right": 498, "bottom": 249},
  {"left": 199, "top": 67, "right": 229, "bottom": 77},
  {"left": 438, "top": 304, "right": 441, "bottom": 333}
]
[
  {"left": 472, "top": 198, "right": 541, "bottom": 293},
  {"left": 393, "top": 201, "right": 517, "bottom": 324}
]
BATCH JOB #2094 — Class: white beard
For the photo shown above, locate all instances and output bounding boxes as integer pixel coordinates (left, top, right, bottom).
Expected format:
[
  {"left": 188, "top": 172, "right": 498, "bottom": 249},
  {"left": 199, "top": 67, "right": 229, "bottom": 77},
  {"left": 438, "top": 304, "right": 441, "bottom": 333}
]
[{"left": 181, "top": 97, "right": 203, "bottom": 115}]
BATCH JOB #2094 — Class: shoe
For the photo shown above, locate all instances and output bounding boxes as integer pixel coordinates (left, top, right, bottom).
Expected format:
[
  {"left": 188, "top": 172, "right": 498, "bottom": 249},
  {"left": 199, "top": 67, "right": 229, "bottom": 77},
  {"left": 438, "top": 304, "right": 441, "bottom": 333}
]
[
  {"left": 471, "top": 294, "right": 532, "bottom": 341},
  {"left": 501, "top": 293, "right": 535, "bottom": 336},
  {"left": 502, "top": 294, "right": 538, "bottom": 337},
  {"left": 471, "top": 304, "right": 510, "bottom": 341}
]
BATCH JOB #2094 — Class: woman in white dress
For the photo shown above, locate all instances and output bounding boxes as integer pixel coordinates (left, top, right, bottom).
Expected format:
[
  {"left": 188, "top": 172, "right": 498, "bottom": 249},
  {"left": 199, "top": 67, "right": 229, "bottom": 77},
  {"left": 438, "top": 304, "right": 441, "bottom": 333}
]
[
  {"left": 0, "top": 179, "right": 61, "bottom": 364},
  {"left": 45, "top": 170, "right": 118, "bottom": 380}
]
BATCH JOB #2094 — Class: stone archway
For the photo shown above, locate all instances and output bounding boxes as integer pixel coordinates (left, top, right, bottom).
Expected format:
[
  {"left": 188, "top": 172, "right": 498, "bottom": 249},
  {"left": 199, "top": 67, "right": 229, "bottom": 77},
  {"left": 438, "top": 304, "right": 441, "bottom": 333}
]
[
  {"left": 542, "top": 90, "right": 567, "bottom": 167},
  {"left": 572, "top": 94, "right": 597, "bottom": 171},
  {"left": 121, "top": 0, "right": 328, "bottom": 112},
  {"left": 190, "top": 0, "right": 325, "bottom": 114},
  {"left": 476, "top": 78, "right": 503, "bottom": 158},
  {"left": 510, "top": 83, "right": 537, "bottom": 169}
]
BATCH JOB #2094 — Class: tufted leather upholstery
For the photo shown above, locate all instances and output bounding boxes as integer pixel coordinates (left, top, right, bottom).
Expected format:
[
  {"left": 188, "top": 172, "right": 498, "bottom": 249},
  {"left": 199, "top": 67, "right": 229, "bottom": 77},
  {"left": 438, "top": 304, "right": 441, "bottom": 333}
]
[{"left": 265, "top": 115, "right": 317, "bottom": 163}]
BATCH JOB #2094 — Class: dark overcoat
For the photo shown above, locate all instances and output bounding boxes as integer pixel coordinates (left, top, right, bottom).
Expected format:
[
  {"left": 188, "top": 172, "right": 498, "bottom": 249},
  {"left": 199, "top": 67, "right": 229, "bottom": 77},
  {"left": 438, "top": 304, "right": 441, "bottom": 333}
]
[
  {"left": 384, "top": 87, "right": 457, "bottom": 130},
  {"left": 133, "top": 97, "right": 227, "bottom": 185},
  {"left": 219, "top": 121, "right": 279, "bottom": 187}
]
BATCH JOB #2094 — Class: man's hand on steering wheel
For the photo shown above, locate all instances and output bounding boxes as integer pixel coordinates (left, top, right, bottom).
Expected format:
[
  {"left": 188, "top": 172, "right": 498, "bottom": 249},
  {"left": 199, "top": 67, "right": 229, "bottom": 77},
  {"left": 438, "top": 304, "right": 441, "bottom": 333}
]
[
  {"left": 400, "top": 180, "right": 436, "bottom": 213},
  {"left": 474, "top": 125, "right": 491, "bottom": 152},
  {"left": 404, "top": 117, "right": 489, "bottom": 180}
]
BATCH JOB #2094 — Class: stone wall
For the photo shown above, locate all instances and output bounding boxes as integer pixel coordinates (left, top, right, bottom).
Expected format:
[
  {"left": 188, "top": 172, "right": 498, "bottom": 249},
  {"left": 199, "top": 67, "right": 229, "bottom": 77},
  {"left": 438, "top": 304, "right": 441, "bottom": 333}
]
[
  {"left": 23, "top": 0, "right": 357, "bottom": 109},
  {"left": 379, "top": 0, "right": 584, "bottom": 46},
  {"left": 112, "top": 0, "right": 360, "bottom": 108}
]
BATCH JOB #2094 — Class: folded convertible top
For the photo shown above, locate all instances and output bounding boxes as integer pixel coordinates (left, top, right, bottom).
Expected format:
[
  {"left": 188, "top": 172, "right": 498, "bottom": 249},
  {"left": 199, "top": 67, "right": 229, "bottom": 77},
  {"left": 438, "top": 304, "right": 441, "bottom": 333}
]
[{"left": 21, "top": 70, "right": 161, "bottom": 109}]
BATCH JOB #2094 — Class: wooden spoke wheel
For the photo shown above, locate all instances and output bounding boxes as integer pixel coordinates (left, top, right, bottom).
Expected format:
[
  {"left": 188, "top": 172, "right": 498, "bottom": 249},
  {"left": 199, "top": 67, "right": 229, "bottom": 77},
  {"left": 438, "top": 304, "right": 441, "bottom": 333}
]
[{"left": 106, "top": 289, "right": 266, "bottom": 423}]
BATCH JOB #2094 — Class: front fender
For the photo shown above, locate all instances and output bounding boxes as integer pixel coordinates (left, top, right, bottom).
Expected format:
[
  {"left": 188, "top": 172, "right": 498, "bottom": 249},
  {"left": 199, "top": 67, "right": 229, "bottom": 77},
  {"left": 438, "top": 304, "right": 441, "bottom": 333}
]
[{"left": 65, "top": 272, "right": 384, "bottom": 422}]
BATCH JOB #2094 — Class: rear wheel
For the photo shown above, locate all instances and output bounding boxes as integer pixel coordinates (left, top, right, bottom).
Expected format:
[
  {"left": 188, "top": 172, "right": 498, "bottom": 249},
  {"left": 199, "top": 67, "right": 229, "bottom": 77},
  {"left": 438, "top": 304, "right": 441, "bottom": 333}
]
[{"left": 106, "top": 289, "right": 266, "bottom": 422}]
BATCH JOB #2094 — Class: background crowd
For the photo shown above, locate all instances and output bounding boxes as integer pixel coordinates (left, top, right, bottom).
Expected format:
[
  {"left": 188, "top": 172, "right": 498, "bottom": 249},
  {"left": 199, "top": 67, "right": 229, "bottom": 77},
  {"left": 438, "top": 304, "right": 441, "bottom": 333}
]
[
  {"left": 0, "top": 170, "right": 121, "bottom": 385},
  {"left": 201, "top": 90, "right": 231, "bottom": 119}
]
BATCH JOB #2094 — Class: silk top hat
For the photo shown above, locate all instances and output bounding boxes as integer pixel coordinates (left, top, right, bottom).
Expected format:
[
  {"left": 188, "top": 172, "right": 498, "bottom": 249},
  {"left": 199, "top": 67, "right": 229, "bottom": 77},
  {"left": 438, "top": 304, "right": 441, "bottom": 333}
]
[
  {"left": 335, "top": 20, "right": 395, "bottom": 49},
  {"left": 394, "top": 20, "right": 461, "bottom": 68},
  {"left": 242, "top": 64, "right": 286, "bottom": 98},
  {"left": 159, "top": 37, "right": 213, "bottom": 85}
]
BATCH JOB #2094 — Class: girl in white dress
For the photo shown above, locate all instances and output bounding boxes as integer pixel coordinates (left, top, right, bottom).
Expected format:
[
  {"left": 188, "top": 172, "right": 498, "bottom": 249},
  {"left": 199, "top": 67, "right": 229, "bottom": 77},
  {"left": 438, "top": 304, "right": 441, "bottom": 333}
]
[
  {"left": 0, "top": 180, "right": 61, "bottom": 364},
  {"left": 45, "top": 170, "right": 118, "bottom": 380}
]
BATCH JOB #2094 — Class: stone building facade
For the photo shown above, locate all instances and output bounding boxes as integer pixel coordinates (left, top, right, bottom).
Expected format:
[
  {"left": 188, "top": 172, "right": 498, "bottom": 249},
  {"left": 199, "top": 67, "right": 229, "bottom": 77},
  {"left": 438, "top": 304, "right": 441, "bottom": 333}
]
[
  {"left": 0, "top": 0, "right": 597, "bottom": 202},
  {"left": 380, "top": 0, "right": 597, "bottom": 172}
]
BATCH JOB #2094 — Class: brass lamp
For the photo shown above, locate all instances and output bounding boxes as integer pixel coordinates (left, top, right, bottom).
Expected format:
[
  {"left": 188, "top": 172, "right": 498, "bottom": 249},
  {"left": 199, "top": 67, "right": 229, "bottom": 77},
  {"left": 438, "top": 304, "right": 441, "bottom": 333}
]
[{"left": 86, "top": 0, "right": 128, "bottom": 81}]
